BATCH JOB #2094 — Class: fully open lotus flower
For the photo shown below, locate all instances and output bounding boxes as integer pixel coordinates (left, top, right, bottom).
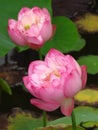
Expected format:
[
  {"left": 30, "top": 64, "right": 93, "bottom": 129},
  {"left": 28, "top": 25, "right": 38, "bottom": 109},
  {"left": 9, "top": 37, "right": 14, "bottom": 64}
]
[
  {"left": 8, "top": 7, "right": 55, "bottom": 50},
  {"left": 23, "top": 49, "right": 87, "bottom": 116}
]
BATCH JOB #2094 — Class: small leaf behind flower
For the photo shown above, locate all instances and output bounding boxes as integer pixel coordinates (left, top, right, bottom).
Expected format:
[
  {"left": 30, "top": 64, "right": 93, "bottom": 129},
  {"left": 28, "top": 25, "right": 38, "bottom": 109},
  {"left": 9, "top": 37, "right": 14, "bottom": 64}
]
[{"left": 77, "top": 55, "right": 98, "bottom": 74}]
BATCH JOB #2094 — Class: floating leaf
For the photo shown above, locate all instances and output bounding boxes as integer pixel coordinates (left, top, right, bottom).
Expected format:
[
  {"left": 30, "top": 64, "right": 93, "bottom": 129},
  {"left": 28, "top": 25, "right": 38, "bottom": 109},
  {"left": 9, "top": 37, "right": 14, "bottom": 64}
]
[
  {"left": 75, "top": 13, "right": 98, "bottom": 33},
  {"left": 40, "top": 16, "right": 85, "bottom": 55},
  {"left": 81, "top": 121, "right": 98, "bottom": 129},
  {"left": 75, "top": 88, "right": 98, "bottom": 106},
  {"left": 0, "top": 78, "right": 12, "bottom": 95},
  {"left": 77, "top": 55, "right": 98, "bottom": 74},
  {"left": 7, "top": 109, "right": 43, "bottom": 130},
  {"left": 49, "top": 106, "right": 98, "bottom": 126}
]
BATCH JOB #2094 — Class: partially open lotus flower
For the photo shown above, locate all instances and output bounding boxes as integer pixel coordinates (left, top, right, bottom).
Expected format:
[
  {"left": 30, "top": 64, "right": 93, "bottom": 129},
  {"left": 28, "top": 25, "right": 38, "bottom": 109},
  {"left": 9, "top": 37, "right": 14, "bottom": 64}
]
[
  {"left": 23, "top": 48, "right": 87, "bottom": 116},
  {"left": 8, "top": 7, "right": 55, "bottom": 50}
]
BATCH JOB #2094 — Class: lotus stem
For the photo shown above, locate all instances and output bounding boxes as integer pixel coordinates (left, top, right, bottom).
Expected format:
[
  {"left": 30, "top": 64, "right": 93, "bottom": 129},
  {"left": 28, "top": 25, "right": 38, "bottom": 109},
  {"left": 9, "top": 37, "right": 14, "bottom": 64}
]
[
  {"left": 71, "top": 110, "right": 77, "bottom": 130},
  {"left": 43, "top": 111, "right": 47, "bottom": 127}
]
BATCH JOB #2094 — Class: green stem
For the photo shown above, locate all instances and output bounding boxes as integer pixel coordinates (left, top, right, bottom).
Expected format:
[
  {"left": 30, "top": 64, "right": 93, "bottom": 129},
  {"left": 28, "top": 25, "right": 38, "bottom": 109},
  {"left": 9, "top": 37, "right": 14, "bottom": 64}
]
[
  {"left": 71, "top": 110, "right": 77, "bottom": 130},
  {"left": 43, "top": 110, "right": 47, "bottom": 127}
]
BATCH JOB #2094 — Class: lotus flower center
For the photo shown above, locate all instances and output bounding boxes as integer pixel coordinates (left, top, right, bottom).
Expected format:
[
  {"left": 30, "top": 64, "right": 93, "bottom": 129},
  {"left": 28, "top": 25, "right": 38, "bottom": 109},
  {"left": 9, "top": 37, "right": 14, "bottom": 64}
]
[
  {"left": 54, "top": 71, "right": 60, "bottom": 77},
  {"left": 44, "top": 70, "right": 60, "bottom": 81},
  {"left": 22, "top": 13, "right": 41, "bottom": 31},
  {"left": 24, "top": 25, "right": 30, "bottom": 30}
]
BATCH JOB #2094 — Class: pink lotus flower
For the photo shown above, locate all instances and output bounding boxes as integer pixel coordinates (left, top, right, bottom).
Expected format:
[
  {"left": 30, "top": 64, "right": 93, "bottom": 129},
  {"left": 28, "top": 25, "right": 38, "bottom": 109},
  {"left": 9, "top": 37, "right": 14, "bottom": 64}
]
[
  {"left": 8, "top": 7, "right": 55, "bottom": 50},
  {"left": 23, "top": 49, "right": 87, "bottom": 116}
]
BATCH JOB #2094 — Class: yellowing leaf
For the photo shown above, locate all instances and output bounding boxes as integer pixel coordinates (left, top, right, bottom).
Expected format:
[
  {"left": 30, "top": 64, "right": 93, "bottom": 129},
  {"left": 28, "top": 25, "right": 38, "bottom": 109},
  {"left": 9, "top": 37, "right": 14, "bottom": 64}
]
[
  {"left": 75, "top": 88, "right": 98, "bottom": 106},
  {"left": 75, "top": 13, "right": 98, "bottom": 33}
]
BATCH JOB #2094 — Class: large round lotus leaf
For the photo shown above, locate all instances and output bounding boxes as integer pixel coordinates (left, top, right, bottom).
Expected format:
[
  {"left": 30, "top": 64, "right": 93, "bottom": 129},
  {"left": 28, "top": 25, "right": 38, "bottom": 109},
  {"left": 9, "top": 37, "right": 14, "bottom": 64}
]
[
  {"left": 40, "top": 16, "right": 85, "bottom": 56},
  {"left": 75, "top": 88, "right": 98, "bottom": 106},
  {"left": 36, "top": 125, "right": 85, "bottom": 130},
  {"left": 75, "top": 13, "right": 98, "bottom": 33}
]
